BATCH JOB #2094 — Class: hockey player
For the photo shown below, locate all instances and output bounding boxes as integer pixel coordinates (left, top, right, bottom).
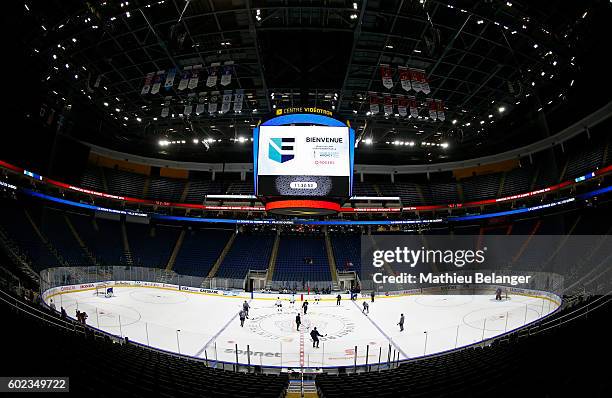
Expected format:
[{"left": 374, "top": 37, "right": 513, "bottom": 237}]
[
  {"left": 310, "top": 327, "right": 326, "bottom": 348},
  {"left": 296, "top": 313, "right": 301, "bottom": 330},
  {"left": 276, "top": 297, "right": 283, "bottom": 312},
  {"left": 371, "top": 291, "right": 375, "bottom": 303},
  {"left": 495, "top": 287, "right": 503, "bottom": 301},
  {"left": 290, "top": 295, "right": 296, "bottom": 308},
  {"left": 336, "top": 294, "right": 342, "bottom": 306},
  {"left": 398, "top": 313, "right": 405, "bottom": 332},
  {"left": 243, "top": 301, "right": 250, "bottom": 318},
  {"left": 314, "top": 294, "right": 320, "bottom": 304},
  {"left": 302, "top": 300, "right": 309, "bottom": 315},
  {"left": 362, "top": 301, "right": 369, "bottom": 315},
  {"left": 239, "top": 309, "right": 247, "bottom": 327}
]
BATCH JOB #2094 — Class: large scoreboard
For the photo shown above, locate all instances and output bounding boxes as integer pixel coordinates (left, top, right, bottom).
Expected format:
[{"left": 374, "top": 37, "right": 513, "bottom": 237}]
[{"left": 253, "top": 112, "right": 354, "bottom": 200}]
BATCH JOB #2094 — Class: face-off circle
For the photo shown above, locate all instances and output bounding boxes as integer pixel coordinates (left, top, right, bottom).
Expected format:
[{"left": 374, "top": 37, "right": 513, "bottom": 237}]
[{"left": 247, "top": 311, "right": 356, "bottom": 341}]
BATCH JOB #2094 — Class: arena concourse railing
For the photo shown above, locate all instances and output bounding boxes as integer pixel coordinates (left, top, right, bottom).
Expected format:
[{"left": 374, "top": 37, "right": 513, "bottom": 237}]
[{"left": 37, "top": 266, "right": 566, "bottom": 374}]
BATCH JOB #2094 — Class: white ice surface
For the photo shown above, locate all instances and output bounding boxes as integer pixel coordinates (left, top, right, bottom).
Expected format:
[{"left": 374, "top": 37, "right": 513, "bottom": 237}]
[{"left": 48, "top": 288, "right": 558, "bottom": 369}]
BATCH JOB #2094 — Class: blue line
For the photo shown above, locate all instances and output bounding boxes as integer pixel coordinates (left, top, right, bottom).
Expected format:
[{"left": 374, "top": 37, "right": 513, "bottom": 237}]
[
  {"left": 194, "top": 299, "right": 252, "bottom": 358},
  {"left": 351, "top": 300, "right": 408, "bottom": 360}
]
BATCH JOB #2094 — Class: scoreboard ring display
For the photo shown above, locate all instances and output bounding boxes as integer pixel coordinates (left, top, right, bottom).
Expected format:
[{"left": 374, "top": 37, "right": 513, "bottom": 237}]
[{"left": 253, "top": 112, "right": 355, "bottom": 215}]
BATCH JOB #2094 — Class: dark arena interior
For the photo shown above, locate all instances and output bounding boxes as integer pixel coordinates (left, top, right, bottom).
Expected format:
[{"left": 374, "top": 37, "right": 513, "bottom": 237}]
[{"left": 3, "top": 1, "right": 612, "bottom": 397}]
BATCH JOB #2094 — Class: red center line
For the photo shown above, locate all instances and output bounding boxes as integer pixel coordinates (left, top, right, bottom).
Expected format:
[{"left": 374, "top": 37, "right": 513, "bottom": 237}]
[{"left": 299, "top": 330, "right": 305, "bottom": 368}]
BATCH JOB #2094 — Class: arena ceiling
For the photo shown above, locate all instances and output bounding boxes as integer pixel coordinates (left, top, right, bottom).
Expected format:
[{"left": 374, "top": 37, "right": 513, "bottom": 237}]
[{"left": 22, "top": 0, "right": 610, "bottom": 164}]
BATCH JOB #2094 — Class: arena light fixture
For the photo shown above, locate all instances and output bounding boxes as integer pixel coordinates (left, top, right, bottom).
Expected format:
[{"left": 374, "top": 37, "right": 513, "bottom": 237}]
[{"left": 498, "top": 106, "right": 506, "bottom": 113}]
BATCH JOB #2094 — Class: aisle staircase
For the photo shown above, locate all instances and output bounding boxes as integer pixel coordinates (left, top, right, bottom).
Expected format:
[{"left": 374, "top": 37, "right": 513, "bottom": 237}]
[
  {"left": 23, "top": 210, "right": 67, "bottom": 267},
  {"left": 324, "top": 231, "right": 339, "bottom": 289},
  {"left": 120, "top": 222, "right": 133, "bottom": 266},
  {"left": 206, "top": 232, "right": 236, "bottom": 278},
  {"left": 165, "top": 229, "right": 186, "bottom": 271},
  {"left": 285, "top": 379, "right": 318, "bottom": 398},
  {"left": 265, "top": 234, "right": 281, "bottom": 287},
  {"left": 64, "top": 215, "right": 97, "bottom": 266}
]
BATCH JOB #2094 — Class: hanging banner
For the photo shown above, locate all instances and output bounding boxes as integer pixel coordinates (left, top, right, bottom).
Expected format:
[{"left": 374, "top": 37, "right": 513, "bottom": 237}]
[
  {"left": 195, "top": 93, "right": 206, "bottom": 115},
  {"left": 161, "top": 96, "right": 171, "bottom": 118},
  {"left": 408, "top": 96, "right": 419, "bottom": 118},
  {"left": 184, "top": 93, "right": 196, "bottom": 115},
  {"left": 233, "top": 89, "right": 244, "bottom": 113},
  {"left": 409, "top": 69, "right": 422, "bottom": 93},
  {"left": 397, "top": 96, "right": 407, "bottom": 117},
  {"left": 220, "top": 61, "right": 234, "bottom": 86},
  {"left": 369, "top": 92, "right": 380, "bottom": 114},
  {"left": 398, "top": 66, "right": 412, "bottom": 92},
  {"left": 220, "top": 90, "right": 232, "bottom": 114},
  {"left": 380, "top": 64, "right": 394, "bottom": 89},
  {"left": 435, "top": 99, "right": 445, "bottom": 121},
  {"left": 178, "top": 66, "right": 192, "bottom": 91},
  {"left": 151, "top": 70, "right": 165, "bottom": 94},
  {"left": 208, "top": 92, "right": 219, "bottom": 114},
  {"left": 94, "top": 74, "right": 102, "bottom": 88},
  {"left": 141, "top": 72, "right": 154, "bottom": 95},
  {"left": 188, "top": 64, "right": 202, "bottom": 90},
  {"left": 419, "top": 69, "right": 431, "bottom": 94},
  {"left": 164, "top": 68, "right": 177, "bottom": 89},
  {"left": 427, "top": 98, "right": 437, "bottom": 120},
  {"left": 383, "top": 94, "right": 393, "bottom": 115},
  {"left": 207, "top": 62, "right": 221, "bottom": 87}
]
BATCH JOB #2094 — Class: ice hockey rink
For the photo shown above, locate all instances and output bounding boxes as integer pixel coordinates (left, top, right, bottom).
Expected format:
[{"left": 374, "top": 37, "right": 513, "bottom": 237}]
[{"left": 45, "top": 286, "right": 560, "bottom": 369}]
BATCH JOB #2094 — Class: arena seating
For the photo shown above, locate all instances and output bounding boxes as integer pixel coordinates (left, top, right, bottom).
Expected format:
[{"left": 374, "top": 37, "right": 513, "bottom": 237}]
[
  {"left": 564, "top": 145, "right": 604, "bottom": 179},
  {"left": 462, "top": 174, "right": 500, "bottom": 201},
  {"left": 79, "top": 166, "right": 106, "bottom": 192},
  {"left": 393, "top": 182, "right": 423, "bottom": 206},
  {"left": 39, "top": 209, "right": 90, "bottom": 266},
  {"left": 126, "top": 223, "right": 180, "bottom": 268},
  {"left": 104, "top": 168, "right": 147, "bottom": 198},
  {"left": 273, "top": 235, "right": 330, "bottom": 282},
  {"left": 173, "top": 228, "right": 233, "bottom": 277},
  {"left": 184, "top": 180, "right": 224, "bottom": 203},
  {"left": 69, "top": 139, "right": 611, "bottom": 209},
  {"left": 353, "top": 182, "right": 379, "bottom": 196},
  {"left": 330, "top": 233, "right": 361, "bottom": 274},
  {"left": 430, "top": 182, "right": 460, "bottom": 204},
  {"left": 68, "top": 214, "right": 125, "bottom": 266},
  {"left": 316, "top": 296, "right": 612, "bottom": 398},
  {"left": 500, "top": 166, "right": 533, "bottom": 196},
  {"left": 145, "top": 177, "right": 187, "bottom": 203},
  {"left": 225, "top": 181, "right": 254, "bottom": 195},
  {"left": 0, "top": 289, "right": 289, "bottom": 398},
  {"left": 216, "top": 232, "right": 275, "bottom": 279},
  {"left": 0, "top": 203, "right": 59, "bottom": 271}
]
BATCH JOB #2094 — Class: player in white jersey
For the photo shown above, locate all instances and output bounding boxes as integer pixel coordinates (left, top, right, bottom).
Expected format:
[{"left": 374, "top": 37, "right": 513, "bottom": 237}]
[{"left": 289, "top": 294, "right": 296, "bottom": 307}]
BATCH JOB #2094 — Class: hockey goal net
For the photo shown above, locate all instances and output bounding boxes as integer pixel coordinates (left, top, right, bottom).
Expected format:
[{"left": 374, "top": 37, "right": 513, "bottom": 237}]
[
  {"left": 495, "top": 288, "right": 510, "bottom": 301},
  {"left": 94, "top": 284, "right": 114, "bottom": 297}
]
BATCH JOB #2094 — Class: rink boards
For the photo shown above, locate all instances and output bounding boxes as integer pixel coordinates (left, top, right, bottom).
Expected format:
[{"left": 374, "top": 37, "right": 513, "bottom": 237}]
[{"left": 42, "top": 281, "right": 561, "bottom": 370}]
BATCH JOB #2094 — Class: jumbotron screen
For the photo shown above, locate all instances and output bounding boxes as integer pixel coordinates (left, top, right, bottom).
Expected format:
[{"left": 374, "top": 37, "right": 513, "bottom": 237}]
[{"left": 255, "top": 125, "right": 353, "bottom": 197}]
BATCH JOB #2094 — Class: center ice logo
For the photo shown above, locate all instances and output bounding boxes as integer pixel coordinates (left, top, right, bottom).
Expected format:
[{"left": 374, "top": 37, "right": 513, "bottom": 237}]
[
  {"left": 268, "top": 137, "right": 295, "bottom": 163},
  {"left": 247, "top": 312, "right": 355, "bottom": 340}
]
